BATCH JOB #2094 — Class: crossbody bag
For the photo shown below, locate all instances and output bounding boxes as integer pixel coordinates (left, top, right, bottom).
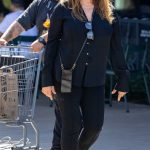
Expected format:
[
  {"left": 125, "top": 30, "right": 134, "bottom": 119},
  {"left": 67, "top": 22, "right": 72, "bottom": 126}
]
[{"left": 59, "top": 38, "right": 87, "bottom": 93}]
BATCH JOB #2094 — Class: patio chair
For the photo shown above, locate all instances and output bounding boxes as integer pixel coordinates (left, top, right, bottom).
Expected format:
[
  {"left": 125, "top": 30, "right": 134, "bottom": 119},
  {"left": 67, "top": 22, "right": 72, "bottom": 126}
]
[
  {"left": 126, "top": 19, "right": 150, "bottom": 105},
  {"left": 134, "top": 20, "right": 150, "bottom": 104},
  {"left": 107, "top": 18, "right": 150, "bottom": 111}
]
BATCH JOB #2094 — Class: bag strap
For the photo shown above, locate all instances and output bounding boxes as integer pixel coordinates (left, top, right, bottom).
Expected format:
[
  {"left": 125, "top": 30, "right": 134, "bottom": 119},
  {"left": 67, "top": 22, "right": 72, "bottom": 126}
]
[{"left": 59, "top": 38, "right": 87, "bottom": 71}]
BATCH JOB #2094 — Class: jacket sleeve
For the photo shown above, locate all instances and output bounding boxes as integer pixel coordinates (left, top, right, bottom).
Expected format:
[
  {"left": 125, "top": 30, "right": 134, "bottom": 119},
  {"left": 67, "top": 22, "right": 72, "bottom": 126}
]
[
  {"left": 42, "top": 4, "right": 63, "bottom": 87},
  {"left": 110, "top": 13, "right": 130, "bottom": 92}
]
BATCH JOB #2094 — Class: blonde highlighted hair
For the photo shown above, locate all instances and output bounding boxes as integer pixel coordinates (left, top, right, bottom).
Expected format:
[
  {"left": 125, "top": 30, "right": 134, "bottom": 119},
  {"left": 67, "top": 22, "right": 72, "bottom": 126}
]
[{"left": 60, "top": 0, "right": 115, "bottom": 24}]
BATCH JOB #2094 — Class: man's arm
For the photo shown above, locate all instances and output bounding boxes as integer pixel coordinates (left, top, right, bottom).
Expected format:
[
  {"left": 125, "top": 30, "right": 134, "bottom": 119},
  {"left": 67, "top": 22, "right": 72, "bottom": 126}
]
[
  {"left": 1, "top": 21, "right": 25, "bottom": 42},
  {"left": 0, "top": 0, "right": 38, "bottom": 45},
  {"left": 31, "top": 32, "right": 48, "bottom": 52}
]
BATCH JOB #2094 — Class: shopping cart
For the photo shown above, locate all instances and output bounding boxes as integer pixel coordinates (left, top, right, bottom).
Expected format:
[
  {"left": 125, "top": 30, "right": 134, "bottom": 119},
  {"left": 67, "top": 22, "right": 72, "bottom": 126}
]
[{"left": 0, "top": 46, "right": 43, "bottom": 150}]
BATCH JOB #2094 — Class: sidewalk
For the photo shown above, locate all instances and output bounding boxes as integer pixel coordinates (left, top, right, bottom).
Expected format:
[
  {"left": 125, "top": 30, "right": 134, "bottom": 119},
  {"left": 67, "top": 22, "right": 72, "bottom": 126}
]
[{"left": 0, "top": 93, "right": 150, "bottom": 150}]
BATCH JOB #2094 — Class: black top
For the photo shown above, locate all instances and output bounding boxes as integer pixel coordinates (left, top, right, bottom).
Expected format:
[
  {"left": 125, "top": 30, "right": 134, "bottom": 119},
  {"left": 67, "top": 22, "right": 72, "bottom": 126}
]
[
  {"left": 17, "top": 0, "right": 58, "bottom": 35},
  {"left": 42, "top": 4, "right": 130, "bottom": 92}
]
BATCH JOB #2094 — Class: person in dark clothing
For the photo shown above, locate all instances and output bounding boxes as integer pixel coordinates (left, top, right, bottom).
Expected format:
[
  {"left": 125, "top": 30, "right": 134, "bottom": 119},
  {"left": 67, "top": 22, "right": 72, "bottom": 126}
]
[
  {"left": 42, "top": 0, "right": 130, "bottom": 150},
  {"left": 0, "top": 1, "right": 61, "bottom": 150},
  {"left": 17, "top": 0, "right": 57, "bottom": 35},
  {"left": 0, "top": 0, "right": 58, "bottom": 46}
]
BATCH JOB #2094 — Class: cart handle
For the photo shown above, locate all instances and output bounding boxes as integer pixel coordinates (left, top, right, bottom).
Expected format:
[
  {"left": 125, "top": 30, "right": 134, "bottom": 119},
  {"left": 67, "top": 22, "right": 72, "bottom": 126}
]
[{"left": 0, "top": 45, "right": 32, "bottom": 49}]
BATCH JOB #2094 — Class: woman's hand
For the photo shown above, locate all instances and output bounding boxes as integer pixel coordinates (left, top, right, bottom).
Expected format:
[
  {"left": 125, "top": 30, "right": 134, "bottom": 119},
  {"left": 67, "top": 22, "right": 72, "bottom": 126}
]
[
  {"left": 42, "top": 86, "right": 56, "bottom": 100},
  {"left": 112, "top": 89, "right": 127, "bottom": 102}
]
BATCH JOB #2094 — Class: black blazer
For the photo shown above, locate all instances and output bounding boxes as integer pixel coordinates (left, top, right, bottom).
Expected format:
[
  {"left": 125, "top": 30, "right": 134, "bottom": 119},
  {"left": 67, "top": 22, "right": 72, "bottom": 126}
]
[{"left": 42, "top": 4, "right": 130, "bottom": 92}]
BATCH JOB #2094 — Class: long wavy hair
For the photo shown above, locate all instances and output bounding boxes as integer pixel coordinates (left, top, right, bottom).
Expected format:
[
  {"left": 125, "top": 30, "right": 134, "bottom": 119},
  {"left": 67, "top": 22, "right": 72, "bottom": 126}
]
[{"left": 60, "top": 0, "right": 115, "bottom": 24}]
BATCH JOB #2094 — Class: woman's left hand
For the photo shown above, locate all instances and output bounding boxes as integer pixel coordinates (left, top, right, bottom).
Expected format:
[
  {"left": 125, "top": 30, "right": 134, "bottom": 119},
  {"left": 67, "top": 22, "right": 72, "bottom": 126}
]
[{"left": 111, "top": 89, "right": 127, "bottom": 102}]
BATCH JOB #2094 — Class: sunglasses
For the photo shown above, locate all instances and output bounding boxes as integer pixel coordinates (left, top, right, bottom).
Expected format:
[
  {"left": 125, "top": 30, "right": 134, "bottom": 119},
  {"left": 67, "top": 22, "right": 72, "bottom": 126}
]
[{"left": 85, "top": 22, "right": 94, "bottom": 40}]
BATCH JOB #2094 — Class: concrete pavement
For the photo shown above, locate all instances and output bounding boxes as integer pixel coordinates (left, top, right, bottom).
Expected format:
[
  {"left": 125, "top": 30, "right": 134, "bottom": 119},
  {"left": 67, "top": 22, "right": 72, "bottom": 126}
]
[{"left": 0, "top": 93, "right": 150, "bottom": 150}]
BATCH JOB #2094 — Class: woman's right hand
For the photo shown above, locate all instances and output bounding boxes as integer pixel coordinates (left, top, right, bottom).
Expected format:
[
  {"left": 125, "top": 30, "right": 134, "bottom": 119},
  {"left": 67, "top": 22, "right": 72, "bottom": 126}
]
[{"left": 42, "top": 86, "right": 56, "bottom": 100}]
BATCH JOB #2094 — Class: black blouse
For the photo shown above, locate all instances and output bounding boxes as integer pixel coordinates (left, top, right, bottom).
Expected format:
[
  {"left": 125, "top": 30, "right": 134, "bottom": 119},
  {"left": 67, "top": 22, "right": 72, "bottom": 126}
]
[{"left": 42, "top": 3, "right": 130, "bottom": 92}]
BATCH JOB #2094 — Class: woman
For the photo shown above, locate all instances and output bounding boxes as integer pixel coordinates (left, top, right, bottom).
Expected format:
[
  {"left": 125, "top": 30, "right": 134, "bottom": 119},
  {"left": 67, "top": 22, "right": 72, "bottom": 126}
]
[{"left": 42, "top": 0, "right": 130, "bottom": 149}]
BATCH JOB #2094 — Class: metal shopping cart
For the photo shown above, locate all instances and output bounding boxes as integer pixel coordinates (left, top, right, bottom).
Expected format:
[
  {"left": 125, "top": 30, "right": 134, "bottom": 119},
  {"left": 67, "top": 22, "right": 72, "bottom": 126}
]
[{"left": 0, "top": 46, "right": 43, "bottom": 150}]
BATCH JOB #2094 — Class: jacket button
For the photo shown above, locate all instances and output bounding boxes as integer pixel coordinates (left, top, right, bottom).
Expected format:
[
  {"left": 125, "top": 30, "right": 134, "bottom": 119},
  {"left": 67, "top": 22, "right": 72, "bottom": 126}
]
[
  {"left": 87, "top": 52, "right": 89, "bottom": 55},
  {"left": 85, "top": 63, "right": 88, "bottom": 66},
  {"left": 86, "top": 42, "right": 90, "bottom": 45}
]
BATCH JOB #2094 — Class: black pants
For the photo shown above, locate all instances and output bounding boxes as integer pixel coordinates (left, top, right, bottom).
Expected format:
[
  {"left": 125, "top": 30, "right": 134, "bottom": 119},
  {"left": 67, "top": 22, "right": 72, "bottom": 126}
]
[
  {"left": 51, "top": 101, "right": 62, "bottom": 150},
  {"left": 51, "top": 85, "right": 105, "bottom": 150}
]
